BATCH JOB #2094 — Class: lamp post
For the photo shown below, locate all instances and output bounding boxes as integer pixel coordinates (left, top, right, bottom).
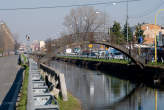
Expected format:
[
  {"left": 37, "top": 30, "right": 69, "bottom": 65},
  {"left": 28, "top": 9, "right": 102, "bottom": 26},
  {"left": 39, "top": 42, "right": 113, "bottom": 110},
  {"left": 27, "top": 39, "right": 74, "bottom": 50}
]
[
  {"left": 96, "top": 10, "right": 105, "bottom": 40},
  {"left": 26, "top": 34, "right": 30, "bottom": 53},
  {"left": 126, "top": 0, "right": 129, "bottom": 44},
  {"left": 154, "top": 9, "right": 164, "bottom": 62}
]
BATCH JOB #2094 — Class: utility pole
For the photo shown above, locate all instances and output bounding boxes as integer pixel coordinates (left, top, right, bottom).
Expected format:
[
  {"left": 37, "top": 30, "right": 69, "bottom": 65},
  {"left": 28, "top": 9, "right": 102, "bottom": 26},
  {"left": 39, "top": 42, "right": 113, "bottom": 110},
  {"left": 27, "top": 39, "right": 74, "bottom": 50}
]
[
  {"left": 126, "top": 0, "right": 131, "bottom": 57},
  {"left": 154, "top": 9, "right": 164, "bottom": 62},
  {"left": 104, "top": 8, "right": 106, "bottom": 35},
  {"left": 126, "top": 0, "right": 129, "bottom": 43}
]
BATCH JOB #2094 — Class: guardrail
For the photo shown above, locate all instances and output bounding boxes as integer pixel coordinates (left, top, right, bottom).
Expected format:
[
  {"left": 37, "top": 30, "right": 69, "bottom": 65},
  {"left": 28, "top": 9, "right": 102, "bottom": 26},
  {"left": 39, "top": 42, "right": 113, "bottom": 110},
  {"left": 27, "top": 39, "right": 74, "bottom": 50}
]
[
  {"left": 27, "top": 59, "right": 60, "bottom": 110},
  {"left": 39, "top": 63, "right": 68, "bottom": 101}
]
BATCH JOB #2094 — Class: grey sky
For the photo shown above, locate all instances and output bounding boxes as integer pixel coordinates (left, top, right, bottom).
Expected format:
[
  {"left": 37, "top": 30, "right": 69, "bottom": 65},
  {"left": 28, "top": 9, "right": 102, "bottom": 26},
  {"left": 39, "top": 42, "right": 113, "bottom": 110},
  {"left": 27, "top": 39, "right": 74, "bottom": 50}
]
[{"left": 0, "top": 0, "right": 164, "bottom": 43}]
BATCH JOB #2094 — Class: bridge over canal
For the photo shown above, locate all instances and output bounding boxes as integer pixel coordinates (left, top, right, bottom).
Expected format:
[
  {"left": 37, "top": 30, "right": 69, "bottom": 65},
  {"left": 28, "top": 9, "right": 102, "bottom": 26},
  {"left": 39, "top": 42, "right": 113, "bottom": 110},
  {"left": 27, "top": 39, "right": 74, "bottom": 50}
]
[{"left": 54, "top": 40, "right": 145, "bottom": 69}]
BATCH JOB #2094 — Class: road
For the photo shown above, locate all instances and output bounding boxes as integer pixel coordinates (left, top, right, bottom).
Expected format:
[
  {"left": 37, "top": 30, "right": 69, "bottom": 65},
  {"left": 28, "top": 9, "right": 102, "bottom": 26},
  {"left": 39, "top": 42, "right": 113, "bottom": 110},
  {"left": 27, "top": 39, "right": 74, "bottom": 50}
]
[{"left": 0, "top": 55, "right": 20, "bottom": 104}]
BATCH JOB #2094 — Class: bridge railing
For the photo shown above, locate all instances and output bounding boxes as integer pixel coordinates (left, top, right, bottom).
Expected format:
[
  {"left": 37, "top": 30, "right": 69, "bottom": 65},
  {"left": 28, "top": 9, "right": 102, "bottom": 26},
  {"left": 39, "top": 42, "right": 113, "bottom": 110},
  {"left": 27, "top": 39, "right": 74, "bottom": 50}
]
[
  {"left": 93, "top": 41, "right": 146, "bottom": 64},
  {"left": 52, "top": 35, "right": 146, "bottom": 67}
]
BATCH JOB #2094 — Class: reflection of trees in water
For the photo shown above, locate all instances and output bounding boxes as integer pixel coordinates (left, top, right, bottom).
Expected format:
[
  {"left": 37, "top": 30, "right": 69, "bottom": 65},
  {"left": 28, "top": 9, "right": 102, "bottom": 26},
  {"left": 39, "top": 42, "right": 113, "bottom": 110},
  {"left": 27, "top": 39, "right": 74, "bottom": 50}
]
[
  {"left": 112, "top": 87, "right": 157, "bottom": 110},
  {"left": 51, "top": 61, "right": 149, "bottom": 110},
  {"left": 111, "top": 78, "right": 122, "bottom": 97},
  {"left": 108, "top": 76, "right": 134, "bottom": 100},
  {"left": 50, "top": 61, "right": 164, "bottom": 110}
]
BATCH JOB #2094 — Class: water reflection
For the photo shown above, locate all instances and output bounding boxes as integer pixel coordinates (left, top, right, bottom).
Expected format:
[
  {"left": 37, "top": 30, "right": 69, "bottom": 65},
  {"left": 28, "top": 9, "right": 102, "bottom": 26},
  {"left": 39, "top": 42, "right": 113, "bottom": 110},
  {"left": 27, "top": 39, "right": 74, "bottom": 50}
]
[
  {"left": 50, "top": 61, "right": 164, "bottom": 110},
  {"left": 112, "top": 88, "right": 164, "bottom": 110},
  {"left": 50, "top": 61, "right": 135, "bottom": 110}
]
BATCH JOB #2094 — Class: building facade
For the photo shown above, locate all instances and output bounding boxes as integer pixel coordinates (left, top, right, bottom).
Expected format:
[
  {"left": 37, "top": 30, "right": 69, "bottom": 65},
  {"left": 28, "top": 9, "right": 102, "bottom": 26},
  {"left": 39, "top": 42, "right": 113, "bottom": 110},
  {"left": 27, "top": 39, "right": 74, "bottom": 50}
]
[
  {"left": 0, "top": 22, "right": 15, "bottom": 53},
  {"left": 141, "top": 24, "right": 164, "bottom": 46}
]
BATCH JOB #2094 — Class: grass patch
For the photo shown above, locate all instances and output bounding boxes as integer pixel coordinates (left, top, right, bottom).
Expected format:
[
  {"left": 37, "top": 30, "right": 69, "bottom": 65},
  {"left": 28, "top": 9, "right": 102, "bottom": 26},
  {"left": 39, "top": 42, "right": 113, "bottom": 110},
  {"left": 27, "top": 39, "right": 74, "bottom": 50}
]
[
  {"left": 21, "top": 54, "right": 28, "bottom": 64},
  {"left": 57, "top": 92, "right": 82, "bottom": 110},
  {"left": 147, "top": 62, "right": 164, "bottom": 68},
  {"left": 17, "top": 65, "right": 29, "bottom": 110},
  {"left": 0, "top": 51, "right": 2, "bottom": 53},
  {"left": 58, "top": 56, "right": 129, "bottom": 64}
]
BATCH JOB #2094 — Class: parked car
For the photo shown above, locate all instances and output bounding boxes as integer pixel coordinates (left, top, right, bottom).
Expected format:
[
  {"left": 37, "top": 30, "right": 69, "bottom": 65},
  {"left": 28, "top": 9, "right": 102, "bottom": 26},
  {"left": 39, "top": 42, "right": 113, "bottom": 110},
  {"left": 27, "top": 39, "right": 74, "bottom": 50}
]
[{"left": 114, "top": 54, "right": 124, "bottom": 59}]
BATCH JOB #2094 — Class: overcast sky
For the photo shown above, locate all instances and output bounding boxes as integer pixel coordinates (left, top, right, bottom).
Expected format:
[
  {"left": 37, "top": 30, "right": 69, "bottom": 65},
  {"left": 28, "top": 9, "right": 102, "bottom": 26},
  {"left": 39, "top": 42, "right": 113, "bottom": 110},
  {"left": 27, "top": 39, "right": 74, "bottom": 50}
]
[{"left": 0, "top": 0, "right": 164, "bottom": 43}]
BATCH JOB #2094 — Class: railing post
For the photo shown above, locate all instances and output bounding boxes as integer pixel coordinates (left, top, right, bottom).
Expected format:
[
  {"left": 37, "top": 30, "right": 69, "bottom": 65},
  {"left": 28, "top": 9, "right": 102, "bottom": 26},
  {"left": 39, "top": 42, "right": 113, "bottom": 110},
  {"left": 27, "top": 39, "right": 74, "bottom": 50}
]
[{"left": 59, "top": 73, "right": 68, "bottom": 101}]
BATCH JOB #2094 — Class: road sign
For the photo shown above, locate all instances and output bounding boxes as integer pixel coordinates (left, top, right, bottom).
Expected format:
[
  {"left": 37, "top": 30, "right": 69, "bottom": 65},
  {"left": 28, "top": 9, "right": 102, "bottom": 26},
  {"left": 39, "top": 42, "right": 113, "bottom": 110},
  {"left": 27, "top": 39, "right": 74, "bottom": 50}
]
[
  {"left": 100, "top": 45, "right": 104, "bottom": 49},
  {"left": 88, "top": 44, "right": 93, "bottom": 48},
  {"left": 138, "top": 36, "right": 143, "bottom": 44},
  {"left": 105, "top": 47, "right": 108, "bottom": 50},
  {"left": 26, "top": 34, "right": 30, "bottom": 41}
]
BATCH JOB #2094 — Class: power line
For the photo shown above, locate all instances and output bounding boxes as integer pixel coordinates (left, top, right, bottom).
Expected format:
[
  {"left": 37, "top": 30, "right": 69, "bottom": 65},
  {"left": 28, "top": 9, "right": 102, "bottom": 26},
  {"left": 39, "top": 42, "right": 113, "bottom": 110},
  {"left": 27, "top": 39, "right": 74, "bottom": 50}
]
[
  {"left": 0, "top": 0, "right": 142, "bottom": 11},
  {"left": 129, "top": 1, "right": 164, "bottom": 19}
]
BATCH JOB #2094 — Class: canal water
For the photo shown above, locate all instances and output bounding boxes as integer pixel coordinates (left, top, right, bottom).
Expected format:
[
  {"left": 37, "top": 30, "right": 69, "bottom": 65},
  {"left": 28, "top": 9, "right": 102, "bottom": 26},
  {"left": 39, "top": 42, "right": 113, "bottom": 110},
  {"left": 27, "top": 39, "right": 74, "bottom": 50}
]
[{"left": 50, "top": 61, "right": 164, "bottom": 110}]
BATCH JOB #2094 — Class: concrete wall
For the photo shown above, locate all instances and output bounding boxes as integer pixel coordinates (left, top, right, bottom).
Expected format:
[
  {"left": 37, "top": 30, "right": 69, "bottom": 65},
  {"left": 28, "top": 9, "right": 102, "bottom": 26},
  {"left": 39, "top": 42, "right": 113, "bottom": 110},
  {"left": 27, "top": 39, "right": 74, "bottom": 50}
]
[{"left": 39, "top": 63, "right": 68, "bottom": 101}]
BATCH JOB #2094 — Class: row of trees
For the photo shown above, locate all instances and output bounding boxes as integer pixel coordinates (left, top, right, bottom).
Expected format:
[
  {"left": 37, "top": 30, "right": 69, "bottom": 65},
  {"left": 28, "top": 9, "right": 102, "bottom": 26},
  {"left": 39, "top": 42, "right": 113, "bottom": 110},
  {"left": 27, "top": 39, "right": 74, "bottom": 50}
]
[
  {"left": 46, "top": 6, "right": 145, "bottom": 53},
  {"left": 110, "top": 21, "right": 144, "bottom": 45},
  {"left": 0, "top": 22, "right": 18, "bottom": 55},
  {"left": 63, "top": 6, "right": 107, "bottom": 35},
  {"left": 46, "top": 32, "right": 96, "bottom": 53},
  {"left": 63, "top": 6, "right": 145, "bottom": 45}
]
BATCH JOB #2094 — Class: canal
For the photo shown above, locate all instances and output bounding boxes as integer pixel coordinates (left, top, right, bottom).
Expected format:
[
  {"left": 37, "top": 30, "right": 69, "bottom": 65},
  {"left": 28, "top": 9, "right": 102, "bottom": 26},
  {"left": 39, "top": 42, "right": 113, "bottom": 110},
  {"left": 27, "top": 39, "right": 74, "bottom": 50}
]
[{"left": 50, "top": 61, "right": 164, "bottom": 110}]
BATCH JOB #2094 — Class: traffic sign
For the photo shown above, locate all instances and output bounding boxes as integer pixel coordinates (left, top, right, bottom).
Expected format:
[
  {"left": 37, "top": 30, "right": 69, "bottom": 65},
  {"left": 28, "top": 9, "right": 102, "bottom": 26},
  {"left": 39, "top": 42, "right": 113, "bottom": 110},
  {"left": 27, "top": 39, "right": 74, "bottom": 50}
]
[{"left": 88, "top": 44, "right": 93, "bottom": 48}]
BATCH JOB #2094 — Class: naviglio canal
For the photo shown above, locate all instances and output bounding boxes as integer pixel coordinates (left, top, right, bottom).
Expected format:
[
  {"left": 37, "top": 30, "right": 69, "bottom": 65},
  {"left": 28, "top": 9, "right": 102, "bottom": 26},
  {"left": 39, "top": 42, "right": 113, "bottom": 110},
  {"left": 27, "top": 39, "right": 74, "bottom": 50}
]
[{"left": 50, "top": 61, "right": 164, "bottom": 110}]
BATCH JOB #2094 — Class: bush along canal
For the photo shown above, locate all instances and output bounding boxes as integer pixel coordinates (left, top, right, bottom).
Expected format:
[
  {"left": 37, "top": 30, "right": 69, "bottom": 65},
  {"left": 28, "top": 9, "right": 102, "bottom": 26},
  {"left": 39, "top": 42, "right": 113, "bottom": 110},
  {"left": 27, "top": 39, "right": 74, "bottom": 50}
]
[
  {"left": 0, "top": 54, "right": 28, "bottom": 110},
  {"left": 16, "top": 65, "right": 29, "bottom": 110},
  {"left": 16, "top": 54, "right": 29, "bottom": 110}
]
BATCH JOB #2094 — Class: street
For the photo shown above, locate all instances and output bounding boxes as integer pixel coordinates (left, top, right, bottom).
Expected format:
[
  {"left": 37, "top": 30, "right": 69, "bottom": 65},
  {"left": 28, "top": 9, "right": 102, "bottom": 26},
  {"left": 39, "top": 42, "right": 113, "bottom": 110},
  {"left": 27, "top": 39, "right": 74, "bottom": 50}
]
[{"left": 0, "top": 55, "right": 20, "bottom": 104}]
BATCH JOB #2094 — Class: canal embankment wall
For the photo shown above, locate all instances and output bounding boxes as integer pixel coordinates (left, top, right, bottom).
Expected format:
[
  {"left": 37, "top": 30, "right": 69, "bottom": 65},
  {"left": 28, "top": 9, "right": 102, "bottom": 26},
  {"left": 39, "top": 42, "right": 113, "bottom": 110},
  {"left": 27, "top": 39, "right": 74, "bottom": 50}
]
[
  {"left": 51, "top": 56, "right": 164, "bottom": 90},
  {"left": 38, "top": 62, "right": 82, "bottom": 110},
  {"left": 39, "top": 63, "right": 68, "bottom": 101}
]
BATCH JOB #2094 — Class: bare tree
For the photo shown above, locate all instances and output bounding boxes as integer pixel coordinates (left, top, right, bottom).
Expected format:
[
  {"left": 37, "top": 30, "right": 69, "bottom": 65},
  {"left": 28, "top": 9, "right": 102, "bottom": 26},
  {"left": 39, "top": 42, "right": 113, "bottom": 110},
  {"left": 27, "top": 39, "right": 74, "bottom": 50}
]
[
  {"left": 45, "top": 38, "right": 52, "bottom": 54},
  {"left": 0, "top": 29, "right": 4, "bottom": 51},
  {"left": 0, "top": 22, "right": 15, "bottom": 55},
  {"left": 51, "top": 7, "right": 109, "bottom": 54},
  {"left": 13, "top": 33, "right": 20, "bottom": 51},
  {"left": 63, "top": 6, "right": 109, "bottom": 37}
]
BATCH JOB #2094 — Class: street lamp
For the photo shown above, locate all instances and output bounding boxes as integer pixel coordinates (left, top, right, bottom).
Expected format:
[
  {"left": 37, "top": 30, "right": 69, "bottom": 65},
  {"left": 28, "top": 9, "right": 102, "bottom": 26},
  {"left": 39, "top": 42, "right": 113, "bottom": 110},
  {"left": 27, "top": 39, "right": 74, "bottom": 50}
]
[
  {"left": 95, "top": 10, "right": 106, "bottom": 40},
  {"left": 112, "top": 2, "right": 117, "bottom": 6},
  {"left": 110, "top": 1, "right": 128, "bottom": 43},
  {"left": 96, "top": 11, "right": 100, "bottom": 14},
  {"left": 154, "top": 9, "right": 164, "bottom": 63}
]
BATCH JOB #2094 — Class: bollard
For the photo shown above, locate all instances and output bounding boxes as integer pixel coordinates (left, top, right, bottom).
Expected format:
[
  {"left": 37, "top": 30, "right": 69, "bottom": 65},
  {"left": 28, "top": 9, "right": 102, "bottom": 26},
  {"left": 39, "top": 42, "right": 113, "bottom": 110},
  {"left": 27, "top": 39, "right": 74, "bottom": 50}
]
[{"left": 59, "top": 73, "right": 68, "bottom": 101}]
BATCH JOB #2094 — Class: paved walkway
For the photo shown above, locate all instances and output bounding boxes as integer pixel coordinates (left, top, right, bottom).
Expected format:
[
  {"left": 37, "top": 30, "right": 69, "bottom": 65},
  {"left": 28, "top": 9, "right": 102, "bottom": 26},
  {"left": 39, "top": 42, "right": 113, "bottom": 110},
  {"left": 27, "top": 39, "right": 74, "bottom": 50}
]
[{"left": 0, "top": 55, "right": 19, "bottom": 104}]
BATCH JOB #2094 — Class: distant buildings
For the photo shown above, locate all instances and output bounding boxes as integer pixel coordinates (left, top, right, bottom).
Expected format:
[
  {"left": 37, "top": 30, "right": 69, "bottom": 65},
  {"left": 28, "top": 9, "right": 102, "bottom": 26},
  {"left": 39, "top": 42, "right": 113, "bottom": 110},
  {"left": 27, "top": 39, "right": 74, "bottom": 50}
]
[
  {"left": 31, "top": 40, "right": 46, "bottom": 52},
  {"left": 141, "top": 24, "right": 164, "bottom": 46},
  {"left": 40, "top": 41, "right": 46, "bottom": 51},
  {"left": 18, "top": 43, "right": 27, "bottom": 53}
]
